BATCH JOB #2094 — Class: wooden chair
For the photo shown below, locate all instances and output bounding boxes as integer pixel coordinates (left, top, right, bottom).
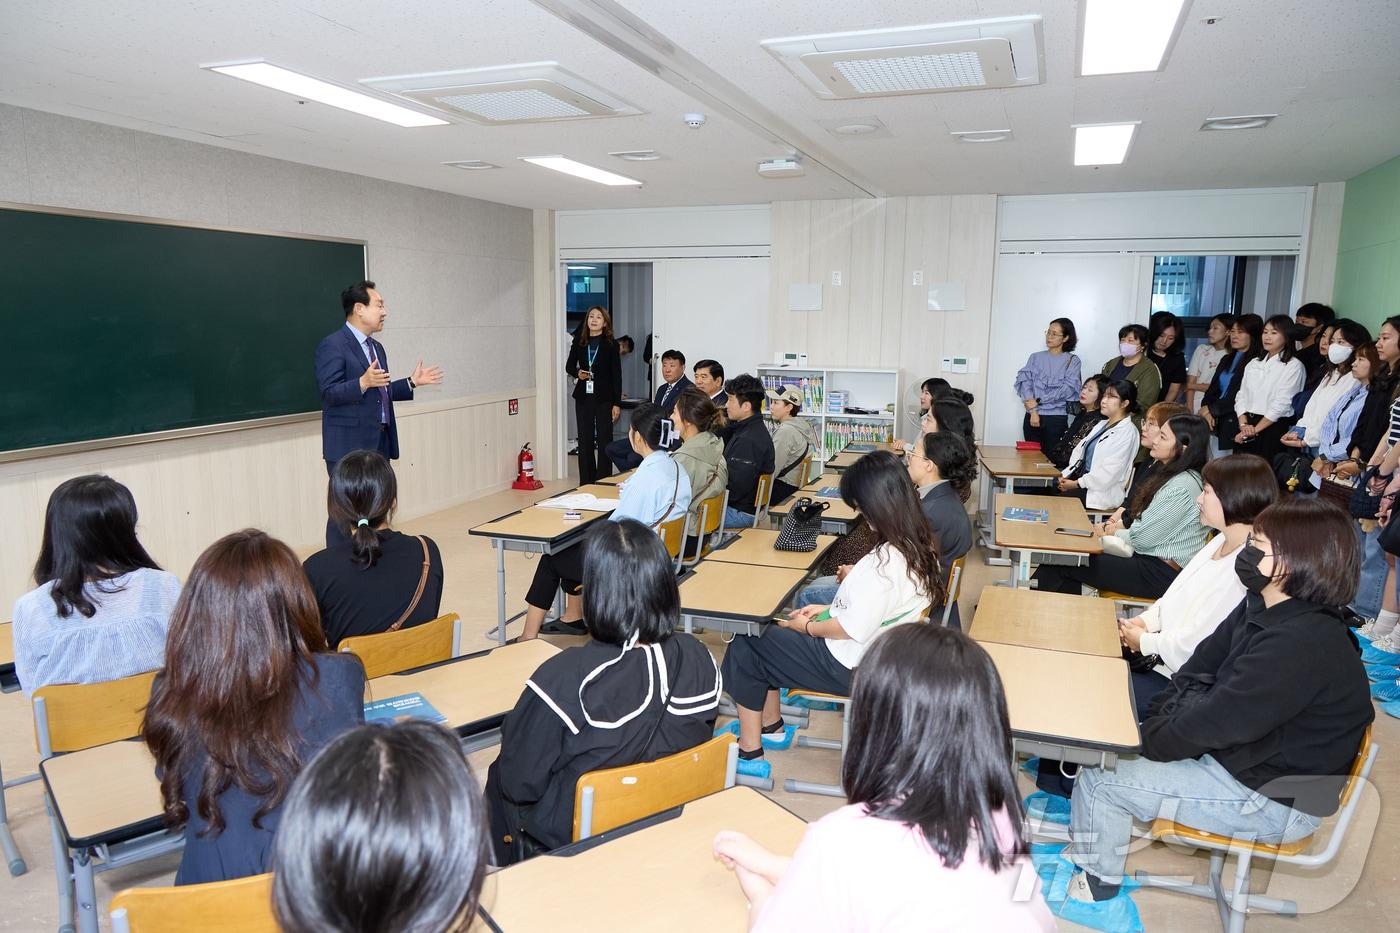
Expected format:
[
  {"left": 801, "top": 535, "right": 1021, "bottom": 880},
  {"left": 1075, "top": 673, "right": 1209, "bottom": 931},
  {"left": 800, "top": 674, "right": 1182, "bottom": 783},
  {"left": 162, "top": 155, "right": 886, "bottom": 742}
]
[
  {"left": 1136, "top": 726, "right": 1379, "bottom": 933},
  {"left": 1099, "top": 590, "right": 1157, "bottom": 618},
  {"left": 796, "top": 453, "right": 815, "bottom": 488},
  {"left": 754, "top": 473, "right": 775, "bottom": 526},
  {"left": 338, "top": 612, "right": 461, "bottom": 679},
  {"left": 110, "top": 872, "right": 277, "bottom": 933},
  {"left": 782, "top": 690, "right": 851, "bottom": 798},
  {"left": 682, "top": 491, "right": 729, "bottom": 569},
  {"left": 33, "top": 671, "right": 183, "bottom": 933},
  {"left": 572, "top": 733, "right": 739, "bottom": 841},
  {"left": 656, "top": 513, "right": 690, "bottom": 574},
  {"left": 940, "top": 556, "right": 967, "bottom": 628}
]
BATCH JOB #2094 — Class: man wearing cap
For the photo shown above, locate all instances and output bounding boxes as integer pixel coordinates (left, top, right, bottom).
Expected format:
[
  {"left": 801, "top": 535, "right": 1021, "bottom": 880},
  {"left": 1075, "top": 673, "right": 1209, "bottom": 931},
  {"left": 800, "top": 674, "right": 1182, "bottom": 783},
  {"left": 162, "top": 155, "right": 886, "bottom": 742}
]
[{"left": 767, "top": 385, "right": 819, "bottom": 504}]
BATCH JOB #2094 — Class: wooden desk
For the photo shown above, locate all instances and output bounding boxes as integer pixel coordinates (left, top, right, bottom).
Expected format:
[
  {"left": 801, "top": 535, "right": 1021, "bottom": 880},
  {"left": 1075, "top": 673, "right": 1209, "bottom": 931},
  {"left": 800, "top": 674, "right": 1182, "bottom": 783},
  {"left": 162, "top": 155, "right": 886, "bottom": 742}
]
[
  {"left": 469, "top": 506, "right": 611, "bottom": 643},
  {"left": 969, "top": 587, "right": 1120, "bottom": 658},
  {"left": 994, "top": 493, "right": 1100, "bottom": 587},
  {"left": 679, "top": 563, "right": 808, "bottom": 637},
  {"left": 367, "top": 640, "right": 559, "bottom": 750},
  {"left": 596, "top": 469, "right": 635, "bottom": 487},
  {"left": 704, "top": 528, "right": 837, "bottom": 571},
  {"left": 976, "top": 446, "right": 1060, "bottom": 558},
  {"left": 478, "top": 787, "right": 806, "bottom": 932},
  {"left": 983, "top": 641, "right": 1141, "bottom": 767},
  {"left": 768, "top": 492, "right": 859, "bottom": 535},
  {"left": 0, "top": 621, "right": 13, "bottom": 667},
  {"left": 563, "top": 484, "right": 625, "bottom": 501},
  {"left": 799, "top": 473, "right": 842, "bottom": 496},
  {"left": 825, "top": 448, "right": 871, "bottom": 472}
]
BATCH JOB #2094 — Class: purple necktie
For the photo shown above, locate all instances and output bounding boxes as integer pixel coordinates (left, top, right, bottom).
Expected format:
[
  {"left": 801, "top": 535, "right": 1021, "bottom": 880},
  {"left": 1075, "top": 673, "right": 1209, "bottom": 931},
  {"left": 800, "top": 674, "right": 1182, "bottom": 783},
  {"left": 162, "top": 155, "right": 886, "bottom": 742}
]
[{"left": 366, "top": 340, "right": 389, "bottom": 424}]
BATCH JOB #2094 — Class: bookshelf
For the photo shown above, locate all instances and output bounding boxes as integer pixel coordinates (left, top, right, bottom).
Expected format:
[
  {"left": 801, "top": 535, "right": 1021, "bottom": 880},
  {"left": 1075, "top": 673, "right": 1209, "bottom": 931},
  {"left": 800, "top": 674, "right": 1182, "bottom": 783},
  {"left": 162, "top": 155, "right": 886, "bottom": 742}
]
[{"left": 757, "top": 366, "right": 901, "bottom": 463}]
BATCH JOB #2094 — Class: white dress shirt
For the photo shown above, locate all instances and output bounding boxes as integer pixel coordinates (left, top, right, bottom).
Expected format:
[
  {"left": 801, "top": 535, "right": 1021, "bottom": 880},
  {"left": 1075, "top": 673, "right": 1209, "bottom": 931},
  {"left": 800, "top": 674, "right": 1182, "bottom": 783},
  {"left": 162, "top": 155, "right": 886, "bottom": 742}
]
[{"left": 1235, "top": 354, "right": 1306, "bottom": 422}]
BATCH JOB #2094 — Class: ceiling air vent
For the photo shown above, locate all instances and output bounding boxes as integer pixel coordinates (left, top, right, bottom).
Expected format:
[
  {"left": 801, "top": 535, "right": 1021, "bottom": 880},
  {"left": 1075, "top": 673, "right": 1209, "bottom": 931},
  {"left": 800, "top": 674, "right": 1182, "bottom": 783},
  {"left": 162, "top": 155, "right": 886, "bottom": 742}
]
[
  {"left": 762, "top": 16, "right": 1043, "bottom": 100},
  {"left": 361, "top": 62, "right": 643, "bottom": 125}
]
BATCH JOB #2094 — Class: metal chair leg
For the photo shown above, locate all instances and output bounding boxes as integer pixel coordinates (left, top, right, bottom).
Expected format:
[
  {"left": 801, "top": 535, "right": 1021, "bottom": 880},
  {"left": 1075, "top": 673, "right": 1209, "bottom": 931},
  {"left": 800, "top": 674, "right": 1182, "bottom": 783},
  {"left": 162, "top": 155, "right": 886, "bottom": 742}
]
[{"left": 47, "top": 792, "right": 75, "bottom": 933}]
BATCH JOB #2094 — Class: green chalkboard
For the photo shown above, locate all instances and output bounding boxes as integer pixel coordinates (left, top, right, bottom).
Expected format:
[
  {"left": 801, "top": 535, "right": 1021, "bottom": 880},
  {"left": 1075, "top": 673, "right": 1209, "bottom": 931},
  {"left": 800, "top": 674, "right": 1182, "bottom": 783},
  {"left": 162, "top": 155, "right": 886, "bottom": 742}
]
[{"left": 3, "top": 206, "right": 366, "bottom": 453}]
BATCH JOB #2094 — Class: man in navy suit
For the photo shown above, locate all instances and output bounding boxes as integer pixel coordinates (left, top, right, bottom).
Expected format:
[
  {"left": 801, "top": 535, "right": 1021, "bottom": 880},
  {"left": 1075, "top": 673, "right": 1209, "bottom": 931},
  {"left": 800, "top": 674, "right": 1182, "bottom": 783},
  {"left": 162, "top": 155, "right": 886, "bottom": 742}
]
[
  {"left": 315, "top": 280, "right": 442, "bottom": 544},
  {"left": 606, "top": 348, "right": 693, "bottom": 472}
]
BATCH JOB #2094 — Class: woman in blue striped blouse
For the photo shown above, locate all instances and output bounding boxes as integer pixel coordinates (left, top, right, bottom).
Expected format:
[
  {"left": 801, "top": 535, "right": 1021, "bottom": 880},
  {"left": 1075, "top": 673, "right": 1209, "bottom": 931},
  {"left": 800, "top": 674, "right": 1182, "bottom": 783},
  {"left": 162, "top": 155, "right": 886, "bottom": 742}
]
[{"left": 1014, "top": 317, "right": 1083, "bottom": 455}]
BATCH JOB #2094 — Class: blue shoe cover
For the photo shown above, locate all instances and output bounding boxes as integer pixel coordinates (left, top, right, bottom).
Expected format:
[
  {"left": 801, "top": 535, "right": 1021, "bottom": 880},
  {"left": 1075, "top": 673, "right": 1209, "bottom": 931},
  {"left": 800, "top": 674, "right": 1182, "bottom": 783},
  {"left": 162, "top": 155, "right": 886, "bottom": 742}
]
[
  {"left": 780, "top": 687, "right": 839, "bottom": 711},
  {"left": 1024, "top": 790, "right": 1072, "bottom": 826},
  {"left": 715, "top": 719, "right": 799, "bottom": 749},
  {"left": 1360, "top": 643, "right": 1400, "bottom": 664},
  {"left": 1381, "top": 699, "right": 1400, "bottom": 720},
  {"left": 1366, "top": 663, "right": 1399, "bottom": 682},
  {"left": 1020, "top": 756, "right": 1041, "bottom": 778},
  {"left": 1371, "top": 679, "right": 1400, "bottom": 702},
  {"left": 1031, "top": 845, "right": 1143, "bottom": 933},
  {"left": 735, "top": 756, "right": 771, "bottom": 780}
]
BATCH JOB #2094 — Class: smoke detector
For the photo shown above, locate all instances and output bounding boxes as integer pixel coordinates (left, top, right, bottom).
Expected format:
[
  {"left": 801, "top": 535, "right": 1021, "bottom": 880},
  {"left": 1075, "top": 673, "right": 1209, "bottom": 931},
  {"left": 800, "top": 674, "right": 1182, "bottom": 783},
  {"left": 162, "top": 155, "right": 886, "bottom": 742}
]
[
  {"left": 762, "top": 16, "right": 1044, "bottom": 99},
  {"left": 758, "top": 158, "right": 804, "bottom": 178},
  {"left": 361, "top": 62, "right": 642, "bottom": 125}
]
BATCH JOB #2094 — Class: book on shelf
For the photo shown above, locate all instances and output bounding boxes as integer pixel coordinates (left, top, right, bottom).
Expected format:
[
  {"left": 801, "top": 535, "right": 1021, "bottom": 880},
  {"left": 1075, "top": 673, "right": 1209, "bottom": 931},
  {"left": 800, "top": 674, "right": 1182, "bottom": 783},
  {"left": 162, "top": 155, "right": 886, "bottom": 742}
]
[
  {"left": 1001, "top": 506, "right": 1050, "bottom": 523},
  {"left": 364, "top": 692, "right": 448, "bottom": 725}
]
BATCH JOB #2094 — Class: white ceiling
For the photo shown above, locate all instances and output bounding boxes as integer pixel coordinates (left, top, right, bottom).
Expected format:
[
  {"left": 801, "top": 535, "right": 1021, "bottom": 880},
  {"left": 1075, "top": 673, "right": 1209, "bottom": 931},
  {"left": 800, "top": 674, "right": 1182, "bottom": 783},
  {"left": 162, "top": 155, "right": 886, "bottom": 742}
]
[{"left": 2, "top": 0, "right": 1398, "bottom": 210}]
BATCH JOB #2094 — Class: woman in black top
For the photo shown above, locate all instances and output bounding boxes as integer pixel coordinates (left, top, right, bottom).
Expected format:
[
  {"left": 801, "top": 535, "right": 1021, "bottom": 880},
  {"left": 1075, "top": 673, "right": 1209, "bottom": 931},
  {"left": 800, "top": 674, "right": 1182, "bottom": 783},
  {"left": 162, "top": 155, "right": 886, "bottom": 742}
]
[
  {"left": 303, "top": 451, "right": 444, "bottom": 649},
  {"left": 1060, "top": 497, "right": 1372, "bottom": 915},
  {"left": 1047, "top": 375, "right": 1109, "bottom": 470},
  {"left": 566, "top": 306, "right": 623, "bottom": 483},
  {"left": 1147, "top": 311, "right": 1188, "bottom": 404},
  {"left": 1200, "top": 313, "right": 1264, "bottom": 456}
]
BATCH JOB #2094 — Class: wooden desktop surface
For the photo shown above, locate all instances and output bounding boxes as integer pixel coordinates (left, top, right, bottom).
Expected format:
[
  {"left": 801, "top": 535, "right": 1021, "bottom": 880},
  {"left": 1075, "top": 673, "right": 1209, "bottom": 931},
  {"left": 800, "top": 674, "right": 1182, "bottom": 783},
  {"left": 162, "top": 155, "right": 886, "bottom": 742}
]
[
  {"left": 568, "top": 484, "right": 625, "bottom": 501},
  {"left": 596, "top": 469, "right": 635, "bottom": 486},
  {"left": 0, "top": 621, "right": 13, "bottom": 667},
  {"left": 983, "top": 641, "right": 1141, "bottom": 752},
  {"left": 980, "top": 445, "right": 1059, "bottom": 478},
  {"left": 994, "top": 493, "right": 1101, "bottom": 554},
  {"left": 470, "top": 505, "right": 609, "bottom": 542},
  {"left": 680, "top": 563, "right": 808, "bottom": 619},
  {"left": 825, "top": 449, "right": 865, "bottom": 471},
  {"left": 704, "top": 528, "right": 838, "bottom": 570},
  {"left": 477, "top": 787, "right": 806, "bottom": 932},
  {"left": 366, "top": 640, "right": 559, "bottom": 728},
  {"left": 799, "top": 473, "right": 842, "bottom": 495},
  {"left": 969, "top": 587, "right": 1121, "bottom": 658}
]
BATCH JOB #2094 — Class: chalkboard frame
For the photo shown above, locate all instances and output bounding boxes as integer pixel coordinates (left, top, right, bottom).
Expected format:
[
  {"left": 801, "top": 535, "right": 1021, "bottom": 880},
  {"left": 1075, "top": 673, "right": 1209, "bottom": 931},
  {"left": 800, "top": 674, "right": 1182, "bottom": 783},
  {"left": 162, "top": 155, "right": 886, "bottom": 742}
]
[{"left": 0, "top": 201, "right": 367, "bottom": 464}]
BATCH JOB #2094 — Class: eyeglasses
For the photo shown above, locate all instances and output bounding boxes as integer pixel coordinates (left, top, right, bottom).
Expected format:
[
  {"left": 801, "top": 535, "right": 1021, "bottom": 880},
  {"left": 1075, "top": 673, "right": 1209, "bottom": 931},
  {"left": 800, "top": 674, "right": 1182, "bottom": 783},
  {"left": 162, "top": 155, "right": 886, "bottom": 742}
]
[
  {"left": 1244, "top": 533, "right": 1277, "bottom": 558},
  {"left": 1045, "top": 330, "right": 1065, "bottom": 338}
]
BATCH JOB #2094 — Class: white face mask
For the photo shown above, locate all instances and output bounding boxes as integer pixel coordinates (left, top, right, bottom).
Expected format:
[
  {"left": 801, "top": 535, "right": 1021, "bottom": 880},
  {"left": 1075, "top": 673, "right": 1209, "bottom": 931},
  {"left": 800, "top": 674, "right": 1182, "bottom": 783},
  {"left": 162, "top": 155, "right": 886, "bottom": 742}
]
[
  {"left": 1119, "top": 342, "right": 1138, "bottom": 359},
  {"left": 1329, "top": 343, "right": 1353, "bottom": 365}
]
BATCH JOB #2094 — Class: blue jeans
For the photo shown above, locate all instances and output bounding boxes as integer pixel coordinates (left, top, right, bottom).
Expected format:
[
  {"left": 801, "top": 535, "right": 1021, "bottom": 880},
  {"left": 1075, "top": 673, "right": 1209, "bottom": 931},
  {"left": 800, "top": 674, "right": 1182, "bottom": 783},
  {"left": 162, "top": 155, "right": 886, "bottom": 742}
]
[
  {"left": 723, "top": 506, "right": 757, "bottom": 529},
  {"left": 1351, "top": 522, "right": 1387, "bottom": 619},
  {"left": 795, "top": 576, "right": 840, "bottom": 608},
  {"left": 1069, "top": 754, "right": 1320, "bottom": 883}
]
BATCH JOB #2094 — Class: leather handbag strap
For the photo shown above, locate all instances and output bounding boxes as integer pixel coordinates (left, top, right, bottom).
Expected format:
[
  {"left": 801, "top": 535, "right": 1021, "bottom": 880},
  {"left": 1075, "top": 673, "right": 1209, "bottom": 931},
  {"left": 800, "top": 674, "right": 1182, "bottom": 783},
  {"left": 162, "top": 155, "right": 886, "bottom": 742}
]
[{"left": 388, "top": 536, "right": 431, "bottom": 633}]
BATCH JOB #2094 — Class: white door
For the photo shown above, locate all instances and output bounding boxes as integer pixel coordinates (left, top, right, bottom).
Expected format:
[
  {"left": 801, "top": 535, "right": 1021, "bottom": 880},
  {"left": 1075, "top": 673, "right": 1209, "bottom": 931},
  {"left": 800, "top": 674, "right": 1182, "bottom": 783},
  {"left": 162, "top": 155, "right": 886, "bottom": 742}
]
[
  {"left": 985, "top": 253, "right": 1150, "bottom": 446},
  {"left": 651, "top": 258, "right": 770, "bottom": 390}
]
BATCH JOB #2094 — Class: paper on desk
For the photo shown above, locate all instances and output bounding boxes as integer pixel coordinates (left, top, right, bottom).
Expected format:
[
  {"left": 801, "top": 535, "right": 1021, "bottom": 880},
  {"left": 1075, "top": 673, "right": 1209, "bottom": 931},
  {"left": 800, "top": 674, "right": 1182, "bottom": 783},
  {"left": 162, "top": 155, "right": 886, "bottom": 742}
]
[{"left": 537, "top": 493, "right": 620, "bottom": 512}]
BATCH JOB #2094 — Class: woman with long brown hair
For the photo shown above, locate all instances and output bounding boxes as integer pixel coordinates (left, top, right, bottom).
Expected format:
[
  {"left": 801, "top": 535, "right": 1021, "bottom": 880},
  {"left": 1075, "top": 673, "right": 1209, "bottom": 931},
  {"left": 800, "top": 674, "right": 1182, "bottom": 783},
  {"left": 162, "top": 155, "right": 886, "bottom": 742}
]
[
  {"left": 566, "top": 305, "right": 622, "bottom": 483},
  {"left": 143, "top": 529, "right": 365, "bottom": 885}
]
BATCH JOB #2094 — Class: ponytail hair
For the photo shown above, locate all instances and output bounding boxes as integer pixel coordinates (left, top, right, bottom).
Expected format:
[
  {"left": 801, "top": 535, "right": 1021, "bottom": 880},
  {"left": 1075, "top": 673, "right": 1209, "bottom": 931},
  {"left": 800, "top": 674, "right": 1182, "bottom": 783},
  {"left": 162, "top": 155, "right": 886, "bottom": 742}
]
[
  {"left": 674, "top": 387, "right": 727, "bottom": 434},
  {"left": 629, "top": 402, "right": 673, "bottom": 453},
  {"left": 328, "top": 451, "right": 397, "bottom": 570}
]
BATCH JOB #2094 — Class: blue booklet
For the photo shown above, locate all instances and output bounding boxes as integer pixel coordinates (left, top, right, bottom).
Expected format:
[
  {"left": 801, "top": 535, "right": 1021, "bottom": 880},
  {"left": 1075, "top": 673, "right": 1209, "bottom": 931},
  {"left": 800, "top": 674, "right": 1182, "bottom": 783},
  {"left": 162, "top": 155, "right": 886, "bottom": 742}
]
[
  {"left": 364, "top": 692, "right": 447, "bottom": 725},
  {"left": 1002, "top": 506, "right": 1049, "bottom": 523},
  {"left": 817, "top": 485, "right": 841, "bottom": 497},
  {"left": 844, "top": 443, "right": 876, "bottom": 452}
]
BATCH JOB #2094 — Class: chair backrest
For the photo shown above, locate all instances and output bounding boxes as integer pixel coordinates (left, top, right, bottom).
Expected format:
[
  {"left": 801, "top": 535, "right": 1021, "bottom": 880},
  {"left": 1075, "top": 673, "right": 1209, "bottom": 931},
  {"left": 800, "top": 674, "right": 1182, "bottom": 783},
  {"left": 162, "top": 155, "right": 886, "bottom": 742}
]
[
  {"left": 33, "top": 669, "right": 158, "bottom": 756},
  {"left": 1338, "top": 724, "right": 1375, "bottom": 810},
  {"left": 572, "top": 732, "right": 737, "bottom": 841},
  {"left": 656, "top": 514, "right": 688, "bottom": 570},
  {"left": 110, "top": 872, "right": 277, "bottom": 933},
  {"left": 338, "top": 612, "right": 460, "bottom": 680},
  {"left": 754, "top": 472, "right": 774, "bottom": 520},
  {"left": 796, "top": 454, "right": 814, "bottom": 487},
  {"left": 940, "top": 556, "right": 967, "bottom": 628},
  {"left": 683, "top": 492, "right": 730, "bottom": 568}
]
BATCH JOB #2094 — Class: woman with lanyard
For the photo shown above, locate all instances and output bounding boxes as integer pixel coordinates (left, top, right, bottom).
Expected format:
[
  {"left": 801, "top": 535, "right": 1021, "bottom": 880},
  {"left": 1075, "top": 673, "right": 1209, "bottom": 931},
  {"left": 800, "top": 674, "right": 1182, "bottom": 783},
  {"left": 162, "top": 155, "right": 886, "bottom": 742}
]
[
  {"left": 1199, "top": 313, "right": 1264, "bottom": 459},
  {"left": 1014, "top": 317, "right": 1082, "bottom": 455},
  {"left": 522, "top": 403, "right": 690, "bottom": 639},
  {"left": 566, "top": 306, "right": 622, "bottom": 483},
  {"left": 1054, "top": 380, "right": 1139, "bottom": 511}
]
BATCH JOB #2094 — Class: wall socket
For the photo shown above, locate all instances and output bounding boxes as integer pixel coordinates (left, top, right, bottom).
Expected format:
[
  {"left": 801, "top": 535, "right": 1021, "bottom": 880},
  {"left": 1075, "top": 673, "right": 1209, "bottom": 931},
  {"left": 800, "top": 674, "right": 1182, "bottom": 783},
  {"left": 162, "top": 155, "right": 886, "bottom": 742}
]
[
  {"left": 912, "top": 270, "right": 923, "bottom": 286},
  {"left": 831, "top": 270, "right": 842, "bottom": 286}
]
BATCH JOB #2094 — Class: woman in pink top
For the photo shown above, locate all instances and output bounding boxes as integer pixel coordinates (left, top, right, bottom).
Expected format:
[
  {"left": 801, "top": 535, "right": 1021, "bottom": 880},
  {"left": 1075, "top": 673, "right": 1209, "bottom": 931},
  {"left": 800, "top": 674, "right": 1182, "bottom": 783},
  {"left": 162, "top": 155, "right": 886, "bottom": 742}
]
[{"left": 713, "top": 625, "right": 1055, "bottom": 931}]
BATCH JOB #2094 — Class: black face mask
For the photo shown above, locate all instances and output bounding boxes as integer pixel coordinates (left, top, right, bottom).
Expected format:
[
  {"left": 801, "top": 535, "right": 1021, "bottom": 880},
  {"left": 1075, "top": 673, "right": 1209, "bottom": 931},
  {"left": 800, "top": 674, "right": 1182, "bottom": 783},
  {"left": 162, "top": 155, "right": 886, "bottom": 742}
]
[{"left": 1235, "top": 544, "right": 1273, "bottom": 593}]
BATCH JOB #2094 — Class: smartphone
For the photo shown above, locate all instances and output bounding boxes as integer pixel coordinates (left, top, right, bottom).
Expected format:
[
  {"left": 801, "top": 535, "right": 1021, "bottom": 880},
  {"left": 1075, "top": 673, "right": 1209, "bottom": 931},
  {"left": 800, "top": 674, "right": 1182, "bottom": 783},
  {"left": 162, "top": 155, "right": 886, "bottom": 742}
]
[{"left": 1054, "top": 526, "right": 1094, "bottom": 537}]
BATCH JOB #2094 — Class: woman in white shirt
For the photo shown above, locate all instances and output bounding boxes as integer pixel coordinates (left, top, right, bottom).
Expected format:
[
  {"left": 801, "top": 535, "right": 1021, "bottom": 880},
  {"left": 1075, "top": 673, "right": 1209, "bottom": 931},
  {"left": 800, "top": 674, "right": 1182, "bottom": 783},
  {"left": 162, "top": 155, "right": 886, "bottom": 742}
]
[
  {"left": 1234, "top": 314, "right": 1307, "bottom": 462},
  {"left": 719, "top": 451, "right": 943, "bottom": 781},
  {"left": 1057, "top": 380, "right": 1140, "bottom": 511},
  {"left": 1185, "top": 313, "right": 1234, "bottom": 411},
  {"left": 1118, "top": 453, "right": 1279, "bottom": 718}
]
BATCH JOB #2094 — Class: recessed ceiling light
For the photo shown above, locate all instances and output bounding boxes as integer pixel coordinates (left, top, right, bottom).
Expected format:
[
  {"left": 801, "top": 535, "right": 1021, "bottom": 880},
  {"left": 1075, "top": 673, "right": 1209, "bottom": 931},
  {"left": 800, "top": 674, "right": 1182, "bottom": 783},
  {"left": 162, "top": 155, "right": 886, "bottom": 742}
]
[
  {"left": 442, "top": 160, "right": 501, "bottom": 170},
  {"left": 519, "top": 155, "right": 643, "bottom": 187},
  {"left": 1200, "top": 114, "right": 1277, "bottom": 131},
  {"left": 203, "top": 61, "right": 448, "bottom": 127},
  {"left": 950, "top": 129, "right": 1013, "bottom": 143},
  {"left": 1073, "top": 122, "right": 1139, "bottom": 165},
  {"left": 609, "top": 150, "right": 664, "bottom": 161},
  {"left": 567, "top": 265, "right": 597, "bottom": 270},
  {"left": 1080, "top": 0, "right": 1188, "bottom": 76}
]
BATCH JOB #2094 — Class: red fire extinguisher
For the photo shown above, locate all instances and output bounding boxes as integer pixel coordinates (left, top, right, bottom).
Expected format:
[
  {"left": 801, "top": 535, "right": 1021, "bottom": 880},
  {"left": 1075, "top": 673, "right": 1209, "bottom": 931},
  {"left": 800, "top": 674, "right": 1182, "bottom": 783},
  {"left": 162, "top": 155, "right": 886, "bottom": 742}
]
[{"left": 512, "top": 443, "right": 543, "bottom": 490}]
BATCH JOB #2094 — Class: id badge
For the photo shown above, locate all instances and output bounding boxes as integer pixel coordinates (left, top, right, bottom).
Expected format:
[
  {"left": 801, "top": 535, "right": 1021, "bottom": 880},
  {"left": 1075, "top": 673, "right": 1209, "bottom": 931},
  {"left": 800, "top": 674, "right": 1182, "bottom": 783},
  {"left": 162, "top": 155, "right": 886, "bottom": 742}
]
[{"left": 585, "top": 380, "right": 595, "bottom": 394}]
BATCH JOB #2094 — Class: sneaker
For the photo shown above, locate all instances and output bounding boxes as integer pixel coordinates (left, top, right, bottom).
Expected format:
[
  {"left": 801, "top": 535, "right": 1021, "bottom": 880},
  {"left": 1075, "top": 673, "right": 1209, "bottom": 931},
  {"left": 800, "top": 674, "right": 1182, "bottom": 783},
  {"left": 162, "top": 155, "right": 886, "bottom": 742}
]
[
  {"left": 1381, "top": 699, "right": 1400, "bottom": 720},
  {"left": 1024, "top": 790, "right": 1072, "bottom": 826},
  {"left": 538, "top": 618, "right": 588, "bottom": 636},
  {"left": 735, "top": 756, "right": 772, "bottom": 780},
  {"left": 716, "top": 719, "right": 799, "bottom": 750},
  {"left": 1372, "top": 678, "right": 1400, "bottom": 703},
  {"left": 1355, "top": 619, "right": 1379, "bottom": 643},
  {"left": 1360, "top": 633, "right": 1400, "bottom": 664}
]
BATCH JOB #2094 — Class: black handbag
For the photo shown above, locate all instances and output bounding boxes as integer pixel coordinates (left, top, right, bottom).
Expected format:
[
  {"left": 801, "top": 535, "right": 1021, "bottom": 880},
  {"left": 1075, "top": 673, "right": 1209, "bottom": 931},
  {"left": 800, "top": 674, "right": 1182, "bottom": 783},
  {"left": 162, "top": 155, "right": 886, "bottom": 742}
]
[
  {"left": 1121, "top": 645, "right": 1163, "bottom": 675},
  {"left": 774, "top": 497, "right": 829, "bottom": 552},
  {"left": 1379, "top": 508, "right": 1400, "bottom": 557},
  {"left": 1349, "top": 466, "right": 1386, "bottom": 519},
  {"left": 1272, "top": 451, "right": 1312, "bottom": 493}
]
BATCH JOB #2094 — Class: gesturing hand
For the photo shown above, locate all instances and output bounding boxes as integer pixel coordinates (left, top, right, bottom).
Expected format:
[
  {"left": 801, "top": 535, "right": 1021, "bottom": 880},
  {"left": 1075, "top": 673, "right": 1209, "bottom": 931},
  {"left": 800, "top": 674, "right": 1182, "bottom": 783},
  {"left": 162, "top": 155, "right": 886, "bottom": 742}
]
[
  {"left": 411, "top": 360, "right": 443, "bottom": 386},
  {"left": 360, "top": 361, "right": 391, "bottom": 392}
]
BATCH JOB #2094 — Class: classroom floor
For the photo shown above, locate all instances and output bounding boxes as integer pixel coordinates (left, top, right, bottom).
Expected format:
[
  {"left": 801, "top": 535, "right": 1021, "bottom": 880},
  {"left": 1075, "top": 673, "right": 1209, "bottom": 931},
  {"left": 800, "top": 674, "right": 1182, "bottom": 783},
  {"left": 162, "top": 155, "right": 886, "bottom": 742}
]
[{"left": 1, "top": 477, "right": 1396, "bottom": 930}]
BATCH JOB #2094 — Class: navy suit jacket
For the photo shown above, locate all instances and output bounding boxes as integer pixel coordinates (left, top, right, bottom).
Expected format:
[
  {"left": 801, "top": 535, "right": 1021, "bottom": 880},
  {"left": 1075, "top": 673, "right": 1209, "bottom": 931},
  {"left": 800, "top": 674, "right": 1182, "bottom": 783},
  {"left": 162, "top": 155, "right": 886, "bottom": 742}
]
[
  {"left": 654, "top": 375, "right": 694, "bottom": 415},
  {"left": 315, "top": 326, "right": 414, "bottom": 463}
]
